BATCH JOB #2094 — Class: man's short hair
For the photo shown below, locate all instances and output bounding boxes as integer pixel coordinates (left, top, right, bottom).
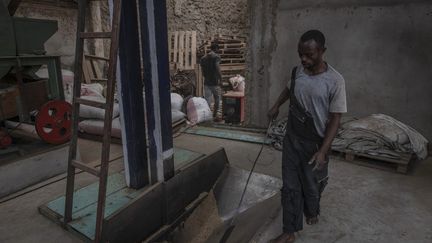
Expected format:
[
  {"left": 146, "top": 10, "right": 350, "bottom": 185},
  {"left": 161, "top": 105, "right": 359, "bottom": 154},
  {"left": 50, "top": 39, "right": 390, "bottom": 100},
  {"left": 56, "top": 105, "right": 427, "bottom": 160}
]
[
  {"left": 300, "top": 30, "right": 325, "bottom": 48},
  {"left": 210, "top": 42, "right": 219, "bottom": 51}
]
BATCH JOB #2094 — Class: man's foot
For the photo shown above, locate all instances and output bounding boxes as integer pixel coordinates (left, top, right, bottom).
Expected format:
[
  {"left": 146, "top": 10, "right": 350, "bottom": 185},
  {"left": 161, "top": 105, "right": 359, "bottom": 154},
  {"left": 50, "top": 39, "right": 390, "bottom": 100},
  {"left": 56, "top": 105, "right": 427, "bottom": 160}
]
[
  {"left": 213, "top": 117, "right": 223, "bottom": 122},
  {"left": 269, "top": 233, "right": 295, "bottom": 243},
  {"left": 306, "top": 216, "right": 319, "bottom": 225}
]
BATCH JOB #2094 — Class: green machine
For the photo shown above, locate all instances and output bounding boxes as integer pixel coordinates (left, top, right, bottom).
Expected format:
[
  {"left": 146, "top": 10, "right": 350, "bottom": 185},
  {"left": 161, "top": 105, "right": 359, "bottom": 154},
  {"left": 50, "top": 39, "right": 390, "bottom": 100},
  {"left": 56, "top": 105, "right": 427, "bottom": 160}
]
[{"left": 0, "top": 0, "right": 64, "bottom": 121}]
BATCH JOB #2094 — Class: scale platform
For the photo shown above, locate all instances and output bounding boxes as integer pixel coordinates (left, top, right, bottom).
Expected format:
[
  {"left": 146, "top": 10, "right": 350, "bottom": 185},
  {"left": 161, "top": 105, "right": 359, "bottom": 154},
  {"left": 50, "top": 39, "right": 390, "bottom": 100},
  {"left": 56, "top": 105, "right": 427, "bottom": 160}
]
[{"left": 39, "top": 147, "right": 226, "bottom": 242}]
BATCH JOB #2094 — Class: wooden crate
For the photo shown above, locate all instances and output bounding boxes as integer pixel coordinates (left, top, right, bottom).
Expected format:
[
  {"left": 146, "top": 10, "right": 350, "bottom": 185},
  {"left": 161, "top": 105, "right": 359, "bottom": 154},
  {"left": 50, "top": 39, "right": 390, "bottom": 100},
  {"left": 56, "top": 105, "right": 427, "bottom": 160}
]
[
  {"left": 332, "top": 148, "right": 414, "bottom": 174},
  {"left": 0, "top": 86, "right": 19, "bottom": 120},
  {"left": 168, "top": 31, "right": 197, "bottom": 70}
]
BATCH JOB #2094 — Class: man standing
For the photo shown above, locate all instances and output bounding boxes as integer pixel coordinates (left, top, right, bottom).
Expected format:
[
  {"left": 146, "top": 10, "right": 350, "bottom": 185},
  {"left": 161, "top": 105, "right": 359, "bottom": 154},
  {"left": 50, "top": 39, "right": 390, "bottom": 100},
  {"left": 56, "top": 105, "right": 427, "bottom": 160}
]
[
  {"left": 200, "top": 42, "right": 222, "bottom": 122},
  {"left": 268, "top": 30, "right": 347, "bottom": 242}
]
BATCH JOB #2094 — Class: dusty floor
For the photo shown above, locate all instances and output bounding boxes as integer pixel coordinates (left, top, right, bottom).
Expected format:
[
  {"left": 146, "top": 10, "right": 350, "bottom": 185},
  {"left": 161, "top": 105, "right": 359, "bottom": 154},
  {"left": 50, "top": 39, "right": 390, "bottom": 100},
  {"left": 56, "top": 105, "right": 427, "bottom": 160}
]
[
  {"left": 0, "top": 133, "right": 431, "bottom": 242},
  {"left": 176, "top": 134, "right": 432, "bottom": 243}
]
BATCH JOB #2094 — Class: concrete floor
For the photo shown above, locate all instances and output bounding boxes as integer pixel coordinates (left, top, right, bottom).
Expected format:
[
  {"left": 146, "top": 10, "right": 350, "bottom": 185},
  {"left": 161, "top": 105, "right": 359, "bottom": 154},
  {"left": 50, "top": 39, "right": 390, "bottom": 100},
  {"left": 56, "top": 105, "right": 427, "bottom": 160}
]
[
  {"left": 0, "top": 134, "right": 431, "bottom": 242},
  {"left": 176, "top": 134, "right": 432, "bottom": 243}
]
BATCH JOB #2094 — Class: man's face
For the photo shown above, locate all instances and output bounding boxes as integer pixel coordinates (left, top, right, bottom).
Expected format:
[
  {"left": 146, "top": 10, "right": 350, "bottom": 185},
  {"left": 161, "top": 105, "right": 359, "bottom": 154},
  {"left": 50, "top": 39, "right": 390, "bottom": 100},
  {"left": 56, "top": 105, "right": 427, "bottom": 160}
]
[{"left": 297, "top": 40, "right": 325, "bottom": 70}]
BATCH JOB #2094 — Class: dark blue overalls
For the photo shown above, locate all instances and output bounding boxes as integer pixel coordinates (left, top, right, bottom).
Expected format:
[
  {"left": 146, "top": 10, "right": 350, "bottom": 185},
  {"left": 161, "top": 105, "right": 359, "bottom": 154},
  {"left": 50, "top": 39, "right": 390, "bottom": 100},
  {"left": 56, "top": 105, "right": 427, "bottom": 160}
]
[{"left": 281, "top": 67, "right": 329, "bottom": 234}]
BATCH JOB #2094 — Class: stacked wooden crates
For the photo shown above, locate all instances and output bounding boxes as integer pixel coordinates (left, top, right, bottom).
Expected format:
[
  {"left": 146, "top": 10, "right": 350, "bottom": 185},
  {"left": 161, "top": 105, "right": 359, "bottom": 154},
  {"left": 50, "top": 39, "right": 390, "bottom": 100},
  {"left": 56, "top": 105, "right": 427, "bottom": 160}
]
[
  {"left": 168, "top": 31, "right": 201, "bottom": 96},
  {"left": 168, "top": 33, "right": 247, "bottom": 97},
  {"left": 199, "top": 35, "right": 247, "bottom": 89},
  {"left": 168, "top": 31, "right": 197, "bottom": 71}
]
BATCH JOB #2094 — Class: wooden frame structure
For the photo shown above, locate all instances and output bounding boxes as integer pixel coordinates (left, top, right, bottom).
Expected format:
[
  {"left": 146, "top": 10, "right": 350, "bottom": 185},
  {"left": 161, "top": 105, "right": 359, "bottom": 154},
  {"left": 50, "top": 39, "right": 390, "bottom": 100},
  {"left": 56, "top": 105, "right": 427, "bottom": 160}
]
[{"left": 168, "top": 31, "right": 197, "bottom": 70}]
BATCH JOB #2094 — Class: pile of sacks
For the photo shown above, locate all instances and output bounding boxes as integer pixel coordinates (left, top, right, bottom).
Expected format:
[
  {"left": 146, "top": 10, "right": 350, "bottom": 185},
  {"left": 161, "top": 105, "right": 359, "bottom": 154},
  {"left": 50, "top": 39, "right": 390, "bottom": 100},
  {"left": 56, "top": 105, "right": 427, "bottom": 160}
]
[
  {"left": 229, "top": 75, "right": 245, "bottom": 93},
  {"left": 332, "top": 114, "right": 428, "bottom": 160},
  {"left": 171, "top": 93, "right": 212, "bottom": 125},
  {"left": 77, "top": 83, "right": 122, "bottom": 138},
  {"left": 36, "top": 68, "right": 122, "bottom": 138},
  {"left": 268, "top": 114, "right": 428, "bottom": 160}
]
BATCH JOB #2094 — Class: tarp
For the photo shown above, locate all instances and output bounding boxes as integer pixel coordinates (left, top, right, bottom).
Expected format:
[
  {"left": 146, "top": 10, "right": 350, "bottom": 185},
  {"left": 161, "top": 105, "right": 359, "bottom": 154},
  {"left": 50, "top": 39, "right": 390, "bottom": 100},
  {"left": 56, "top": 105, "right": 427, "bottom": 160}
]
[{"left": 268, "top": 114, "right": 428, "bottom": 160}]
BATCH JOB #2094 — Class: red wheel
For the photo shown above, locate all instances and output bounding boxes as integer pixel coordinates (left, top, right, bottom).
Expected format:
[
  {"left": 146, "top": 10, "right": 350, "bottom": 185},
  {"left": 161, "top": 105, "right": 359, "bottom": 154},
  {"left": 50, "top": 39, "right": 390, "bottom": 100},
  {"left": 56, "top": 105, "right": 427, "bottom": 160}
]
[{"left": 35, "top": 100, "right": 73, "bottom": 145}]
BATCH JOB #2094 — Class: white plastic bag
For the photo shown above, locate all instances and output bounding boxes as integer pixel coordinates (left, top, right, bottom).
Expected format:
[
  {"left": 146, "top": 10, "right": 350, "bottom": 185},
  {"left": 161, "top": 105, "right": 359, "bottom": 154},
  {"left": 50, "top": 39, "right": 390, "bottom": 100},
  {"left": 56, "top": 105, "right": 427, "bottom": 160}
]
[
  {"left": 79, "top": 96, "right": 120, "bottom": 120},
  {"left": 79, "top": 117, "right": 122, "bottom": 138},
  {"left": 172, "top": 110, "right": 186, "bottom": 123},
  {"left": 81, "top": 83, "right": 105, "bottom": 98},
  {"left": 171, "top": 93, "right": 184, "bottom": 111},
  {"left": 187, "top": 97, "right": 212, "bottom": 124},
  {"left": 229, "top": 74, "right": 245, "bottom": 92}
]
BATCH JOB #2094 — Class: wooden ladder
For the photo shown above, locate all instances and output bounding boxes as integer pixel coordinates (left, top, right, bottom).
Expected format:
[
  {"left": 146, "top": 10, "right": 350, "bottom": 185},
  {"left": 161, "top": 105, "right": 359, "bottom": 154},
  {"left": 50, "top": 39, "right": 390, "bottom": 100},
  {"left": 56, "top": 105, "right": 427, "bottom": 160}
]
[{"left": 64, "top": 0, "right": 122, "bottom": 242}]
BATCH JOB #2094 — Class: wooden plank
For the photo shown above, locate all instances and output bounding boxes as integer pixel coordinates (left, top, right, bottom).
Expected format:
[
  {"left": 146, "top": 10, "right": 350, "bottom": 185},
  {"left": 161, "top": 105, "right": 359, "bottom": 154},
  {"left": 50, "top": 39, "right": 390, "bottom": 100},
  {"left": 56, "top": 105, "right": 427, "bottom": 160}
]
[
  {"left": 46, "top": 172, "right": 126, "bottom": 216},
  {"left": 168, "top": 32, "right": 172, "bottom": 63},
  {"left": 173, "top": 31, "right": 179, "bottom": 65},
  {"left": 84, "top": 54, "right": 109, "bottom": 61},
  {"left": 102, "top": 183, "right": 165, "bottom": 242},
  {"left": 69, "top": 185, "right": 148, "bottom": 241},
  {"left": 344, "top": 149, "right": 412, "bottom": 165},
  {"left": 90, "top": 59, "right": 103, "bottom": 80},
  {"left": 195, "top": 64, "right": 203, "bottom": 97},
  {"left": 331, "top": 149, "right": 413, "bottom": 174},
  {"left": 220, "top": 64, "right": 247, "bottom": 71},
  {"left": 185, "top": 31, "right": 191, "bottom": 69},
  {"left": 178, "top": 31, "right": 185, "bottom": 69},
  {"left": 78, "top": 132, "right": 122, "bottom": 145},
  {"left": 82, "top": 59, "right": 92, "bottom": 84},
  {"left": 117, "top": 1, "right": 150, "bottom": 188},
  {"left": 191, "top": 31, "right": 197, "bottom": 68}
]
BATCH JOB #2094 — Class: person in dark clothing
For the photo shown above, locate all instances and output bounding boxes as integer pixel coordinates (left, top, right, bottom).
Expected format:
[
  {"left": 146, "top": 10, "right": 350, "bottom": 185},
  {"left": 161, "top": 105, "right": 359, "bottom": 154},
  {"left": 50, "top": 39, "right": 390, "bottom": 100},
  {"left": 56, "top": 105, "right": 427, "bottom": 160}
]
[
  {"left": 268, "top": 30, "right": 347, "bottom": 243},
  {"left": 200, "top": 42, "right": 222, "bottom": 121}
]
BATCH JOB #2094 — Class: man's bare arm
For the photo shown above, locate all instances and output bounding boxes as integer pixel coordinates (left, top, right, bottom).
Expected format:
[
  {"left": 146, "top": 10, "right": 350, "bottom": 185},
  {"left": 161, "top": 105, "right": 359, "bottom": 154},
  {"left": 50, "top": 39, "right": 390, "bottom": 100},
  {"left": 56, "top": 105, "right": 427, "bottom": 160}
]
[
  {"left": 268, "top": 87, "right": 290, "bottom": 119},
  {"left": 320, "top": 112, "right": 341, "bottom": 153},
  {"left": 216, "top": 60, "right": 222, "bottom": 85},
  {"left": 310, "top": 112, "right": 342, "bottom": 169}
]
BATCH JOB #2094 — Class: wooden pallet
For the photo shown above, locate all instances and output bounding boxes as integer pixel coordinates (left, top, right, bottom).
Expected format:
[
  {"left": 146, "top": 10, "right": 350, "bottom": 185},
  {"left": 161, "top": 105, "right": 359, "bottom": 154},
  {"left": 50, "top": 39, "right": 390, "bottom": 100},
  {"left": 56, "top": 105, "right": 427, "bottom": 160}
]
[
  {"left": 196, "top": 35, "right": 247, "bottom": 92},
  {"left": 332, "top": 149, "right": 414, "bottom": 174},
  {"left": 168, "top": 31, "right": 197, "bottom": 70}
]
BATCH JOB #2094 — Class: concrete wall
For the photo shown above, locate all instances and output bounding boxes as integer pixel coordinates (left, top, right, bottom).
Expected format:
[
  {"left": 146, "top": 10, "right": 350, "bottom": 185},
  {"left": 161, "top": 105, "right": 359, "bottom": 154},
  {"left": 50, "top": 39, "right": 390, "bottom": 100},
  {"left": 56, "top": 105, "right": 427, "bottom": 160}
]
[
  {"left": 166, "top": 0, "right": 249, "bottom": 44},
  {"left": 248, "top": 0, "right": 432, "bottom": 142}
]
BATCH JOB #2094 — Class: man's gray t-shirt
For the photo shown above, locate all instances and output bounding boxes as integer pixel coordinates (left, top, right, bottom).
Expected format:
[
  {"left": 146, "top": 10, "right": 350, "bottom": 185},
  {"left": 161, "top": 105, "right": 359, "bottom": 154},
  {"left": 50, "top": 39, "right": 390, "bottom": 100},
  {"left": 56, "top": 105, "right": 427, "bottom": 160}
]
[{"left": 288, "top": 64, "right": 347, "bottom": 137}]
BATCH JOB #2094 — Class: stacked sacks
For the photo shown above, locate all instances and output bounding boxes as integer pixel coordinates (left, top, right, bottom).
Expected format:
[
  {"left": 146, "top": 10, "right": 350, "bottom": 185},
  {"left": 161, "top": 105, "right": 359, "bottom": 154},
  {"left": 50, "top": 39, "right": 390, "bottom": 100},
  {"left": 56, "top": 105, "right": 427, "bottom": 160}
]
[
  {"left": 229, "top": 74, "right": 245, "bottom": 92},
  {"left": 332, "top": 114, "right": 428, "bottom": 159},
  {"left": 171, "top": 93, "right": 186, "bottom": 123},
  {"left": 186, "top": 97, "right": 212, "bottom": 125},
  {"left": 77, "top": 83, "right": 121, "bottom": 138}
]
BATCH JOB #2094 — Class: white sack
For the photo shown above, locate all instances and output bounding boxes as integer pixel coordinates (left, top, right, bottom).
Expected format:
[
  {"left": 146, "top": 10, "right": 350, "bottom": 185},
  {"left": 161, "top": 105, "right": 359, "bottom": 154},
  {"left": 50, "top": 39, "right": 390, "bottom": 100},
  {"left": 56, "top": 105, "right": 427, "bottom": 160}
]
[
  {"left": 187, "top": 97, "right": 212, "bottom": 124},
  {"left": 171, "top": 93, "right": 184, "bottom": 111},
  {"left": 79, "top": 96, "right": 119, "bottom": 120},
  {"left": 79, "top": 117, "right": 122, "bottom": 138}
]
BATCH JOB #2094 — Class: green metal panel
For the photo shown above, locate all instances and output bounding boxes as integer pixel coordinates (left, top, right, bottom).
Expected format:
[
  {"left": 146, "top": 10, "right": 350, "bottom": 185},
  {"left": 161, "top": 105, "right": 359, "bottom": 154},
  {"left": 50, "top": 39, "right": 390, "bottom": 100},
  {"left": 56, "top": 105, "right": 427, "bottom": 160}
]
[
  {"left": 0, "top": 1, "right": 15, "bottom": 78},
  {"left": 12, "top": 17, "right": 58, "bottom": 55},
  {"left": 184, "top": 126, "right": 271, "bottom": 144}
]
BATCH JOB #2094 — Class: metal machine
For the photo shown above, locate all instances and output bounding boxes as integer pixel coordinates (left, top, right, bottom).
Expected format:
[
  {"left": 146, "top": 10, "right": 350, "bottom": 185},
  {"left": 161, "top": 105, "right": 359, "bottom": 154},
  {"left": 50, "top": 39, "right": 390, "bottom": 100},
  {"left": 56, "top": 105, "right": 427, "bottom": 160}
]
[{"left": 0, "top": 0, "right": 69, "bottom": 145}]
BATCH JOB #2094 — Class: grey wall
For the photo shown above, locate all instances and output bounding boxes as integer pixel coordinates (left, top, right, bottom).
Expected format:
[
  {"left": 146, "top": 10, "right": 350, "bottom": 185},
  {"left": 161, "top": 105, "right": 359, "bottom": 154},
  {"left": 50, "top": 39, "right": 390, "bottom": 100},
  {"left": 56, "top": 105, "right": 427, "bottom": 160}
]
[
  {"left": 247, "top": 0, "right": 432, "bottom": 142},
  {"left": 166, "top": 0, "right": 249, "bottom": 44}
]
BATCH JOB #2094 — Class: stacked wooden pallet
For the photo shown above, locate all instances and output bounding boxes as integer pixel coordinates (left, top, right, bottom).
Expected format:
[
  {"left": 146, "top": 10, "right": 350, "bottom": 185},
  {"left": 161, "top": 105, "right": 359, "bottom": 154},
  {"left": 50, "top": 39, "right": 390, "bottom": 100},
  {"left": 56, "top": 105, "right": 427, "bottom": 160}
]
[
  {"left": 199, "top": 35, "right": 247, "bottom": 87},
  {"left": 168, "top": 31, "right": 197, "bottom": 71},
  {"left": 332, "top": 148, "right": 414, "bottom": 174},
  {"left": 201, "top": 34, "right": 246, "bottom": 65}
]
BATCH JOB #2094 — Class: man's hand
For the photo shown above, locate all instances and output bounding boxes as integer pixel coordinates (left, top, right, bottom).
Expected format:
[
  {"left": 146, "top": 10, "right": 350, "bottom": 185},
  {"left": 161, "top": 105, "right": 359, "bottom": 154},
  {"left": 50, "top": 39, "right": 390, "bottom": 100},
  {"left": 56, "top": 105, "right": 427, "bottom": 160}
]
[
  {"left": 268, "top": 106, "right": 279, "bottom": 120},
  {"left": 308, "top": 151, "right": 327, "bottom": 171}
]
